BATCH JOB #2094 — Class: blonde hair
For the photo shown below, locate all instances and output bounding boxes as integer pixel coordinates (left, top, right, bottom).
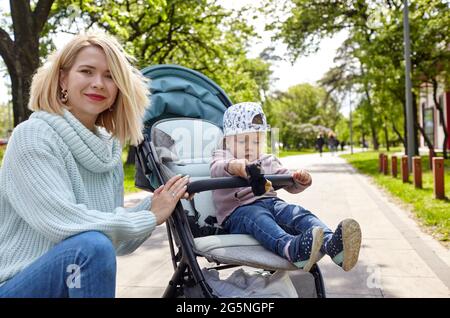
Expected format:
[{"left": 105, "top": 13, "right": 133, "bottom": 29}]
[{"left": 28, "top": 32, "right": 149, "bottom": 146}]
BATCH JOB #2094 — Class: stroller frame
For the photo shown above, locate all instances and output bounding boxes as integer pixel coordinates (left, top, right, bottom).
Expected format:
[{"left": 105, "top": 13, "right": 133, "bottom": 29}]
[{"left": 136, "top": 64, "right": 327, "bottom": 298}]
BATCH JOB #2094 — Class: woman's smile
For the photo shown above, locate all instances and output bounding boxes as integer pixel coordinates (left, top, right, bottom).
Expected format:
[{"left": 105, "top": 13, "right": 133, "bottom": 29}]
[{"left": 85, "top": 93, "right": 106, "bottom": 101}]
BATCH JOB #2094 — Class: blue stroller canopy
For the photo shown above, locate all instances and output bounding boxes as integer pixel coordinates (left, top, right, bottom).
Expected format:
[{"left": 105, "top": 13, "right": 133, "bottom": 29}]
[{"left": 141, "top": 64, "right": 233, "bottom": 129}]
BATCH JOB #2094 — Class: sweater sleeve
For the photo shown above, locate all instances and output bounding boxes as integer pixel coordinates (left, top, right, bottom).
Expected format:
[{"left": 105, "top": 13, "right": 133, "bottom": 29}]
[
  {"left": 210, "top": 149, "right": 235, "bottom": 178},
  {"left": 3, "top": 127, "right": 156, "bottom": 247},
  {"left": 264, "top": 155, "right": 311, "bottom": 194},
  {"left": 125, "top": 196, "right": 152, "bottom": 213},
  {"left": 114, "top": 196, "right": 154, "bottom": 255}
]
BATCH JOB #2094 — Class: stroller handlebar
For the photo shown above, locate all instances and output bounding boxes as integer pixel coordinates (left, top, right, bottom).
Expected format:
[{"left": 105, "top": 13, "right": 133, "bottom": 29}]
[{"left": 186, "top": 174, "right": 294, "bottom": 194}]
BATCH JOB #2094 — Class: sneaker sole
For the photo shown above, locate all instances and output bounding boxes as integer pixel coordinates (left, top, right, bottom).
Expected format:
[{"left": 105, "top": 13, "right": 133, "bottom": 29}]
[
  {"left": 341, "top": 219, "right": 362, "bottom": 271},
  {"left": 302, "top": 227, "right": 324, "bottom": 272}
]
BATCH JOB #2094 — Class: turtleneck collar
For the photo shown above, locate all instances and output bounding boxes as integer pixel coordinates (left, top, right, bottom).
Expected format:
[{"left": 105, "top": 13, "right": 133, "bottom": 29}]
[{"left": 30, "top": 109, "right": 122, "bottom": 173}]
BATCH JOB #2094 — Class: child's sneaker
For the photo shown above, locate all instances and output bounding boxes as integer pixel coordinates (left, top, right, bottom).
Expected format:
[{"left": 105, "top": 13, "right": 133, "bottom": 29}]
[
  {"left": 325, "top": 218, "right": 361, "bottom": 271},
  {"left": 289, "top": 227, "right": 324, "bottom": 272}
]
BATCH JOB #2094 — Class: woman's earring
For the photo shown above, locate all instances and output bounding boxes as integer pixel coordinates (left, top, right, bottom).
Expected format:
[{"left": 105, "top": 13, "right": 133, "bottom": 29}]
[
  {"left": 60, "top": 89, "right": 68, "bottom": 104},
  {"left": 108, "top": 106, "right": 114, "bottom": 112}
]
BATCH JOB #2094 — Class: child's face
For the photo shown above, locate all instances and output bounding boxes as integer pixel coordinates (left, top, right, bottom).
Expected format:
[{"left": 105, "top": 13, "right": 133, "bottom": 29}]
[{"left": 225, "top": 132, "right": 266, "bottom": 162}]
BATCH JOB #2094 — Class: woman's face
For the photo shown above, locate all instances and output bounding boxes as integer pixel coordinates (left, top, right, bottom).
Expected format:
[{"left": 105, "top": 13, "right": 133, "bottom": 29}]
[
  {"left": 226, "top": 132, "right": 266, "bottom": 162},
  {"left": 60, "top": 46, "right": 119, "bottom": 128}
]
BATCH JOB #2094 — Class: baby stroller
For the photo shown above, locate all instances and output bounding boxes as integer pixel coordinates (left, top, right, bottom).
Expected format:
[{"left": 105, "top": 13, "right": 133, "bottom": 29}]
[{"left": 135, "top": 64, "right": 326, "bottom": 298}]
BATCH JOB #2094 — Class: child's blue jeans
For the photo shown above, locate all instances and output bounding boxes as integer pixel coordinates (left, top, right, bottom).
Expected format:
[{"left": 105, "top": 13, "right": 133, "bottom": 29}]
[
  {"left": 223, "top": 197, "right": 333, "bottom": 259},
  {"left": 0, "top": 231, "right": 116, "bottom": 298}
]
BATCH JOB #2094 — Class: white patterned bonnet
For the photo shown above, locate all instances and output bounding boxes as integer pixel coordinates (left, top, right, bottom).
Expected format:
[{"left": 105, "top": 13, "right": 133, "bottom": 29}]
[{"left": 223, "top": 102, "right": 268, "bottom": 137}]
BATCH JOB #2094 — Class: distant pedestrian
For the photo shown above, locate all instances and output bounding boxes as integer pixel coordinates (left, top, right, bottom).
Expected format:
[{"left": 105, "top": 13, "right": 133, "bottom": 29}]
[
  {"left": 315, "top": 133, "right": 325, "bottom": 157},
  {"left": 328, "top": 132, "right": 338, "bottom": 156}
]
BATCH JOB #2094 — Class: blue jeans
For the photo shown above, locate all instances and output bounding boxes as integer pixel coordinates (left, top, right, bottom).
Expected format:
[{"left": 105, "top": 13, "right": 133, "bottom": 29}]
[
  {"left": 223, "top": 197, "right": 333, "bottom": 259},
  {"left": 0, "top": 231, "right": 116, "bottom": 298}
]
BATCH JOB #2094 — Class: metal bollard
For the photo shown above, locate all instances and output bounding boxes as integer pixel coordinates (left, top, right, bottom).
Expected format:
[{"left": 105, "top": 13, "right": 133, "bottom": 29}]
[
  {"left": 402, "top": 156, "right": 409, "bottom": 183},
  {"left": 392, "top": 156, "right": 398, "bottom": 178},
  {"left": 433, "top": 157, "right": 445, "bottom": 199},
  {"left": 413, "top": 156, "right": 422, "bottom": 189}
]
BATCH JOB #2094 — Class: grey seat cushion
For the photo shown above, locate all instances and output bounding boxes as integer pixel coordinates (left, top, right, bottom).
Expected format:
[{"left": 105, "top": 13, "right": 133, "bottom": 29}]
[{"left": 194, "top": 234, "right": 298, "bottom": 271}]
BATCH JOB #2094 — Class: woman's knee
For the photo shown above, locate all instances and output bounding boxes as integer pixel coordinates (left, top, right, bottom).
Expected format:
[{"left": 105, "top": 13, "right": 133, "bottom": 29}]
[{"left": 70, "top": 231, "right": 116, "bottom": 260}]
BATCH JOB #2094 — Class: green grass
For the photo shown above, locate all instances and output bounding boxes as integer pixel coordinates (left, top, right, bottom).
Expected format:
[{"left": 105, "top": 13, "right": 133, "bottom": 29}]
[
  {"left": 122, "top": 147, "right": 142, "bottom": 194},
  {"left": 278, "top": 148, "right": 317, "bottom": 158},
  {"left": 341, "top": 150, "right": 450, "bottom": 243},
  {"left": 0, "top": 146, "right": 5, "bottom": 165}
]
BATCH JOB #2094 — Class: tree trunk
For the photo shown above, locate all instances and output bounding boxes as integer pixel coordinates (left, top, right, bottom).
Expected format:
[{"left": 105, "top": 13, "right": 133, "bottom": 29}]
[
  {"left": 392, "top": 120, "right": 406, "bottom": 149},
  {"left": 417, "top": 124, "right": 436, "bottom": 157},
  {"left": 360, "top": 67, "right": 379, "bottom": 150},
  {"left": 383, "top": 117, "right": 390, "bottom": 152},
  {"left": 10, "top": 68, "right": 34, "bottom": 126},
  {"left": 0, "top": 0, "right": 54, "bottom": 127},
  {"left": 370, "top": 122, "right": 379, "bottom": 150},
  {"left": 412, "top": 92, "right": 420, "bottom": 156},
  {"left": 431, "top": 79, "right": 448, "bottom": 159},
  {"left": 361, "top": 131, "right": 366, "bottom": 148}
]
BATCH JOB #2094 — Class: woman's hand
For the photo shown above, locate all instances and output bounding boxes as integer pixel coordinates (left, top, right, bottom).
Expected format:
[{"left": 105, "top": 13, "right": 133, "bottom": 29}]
[
  {"left": 227, "top": 159, "right": 249, "bottom": 178},
  {"left": 292, "top": 169, "right": 312, "bottom": 186},
  {"left": 150, "top": 175, "right": 190, "bottom": 225}
]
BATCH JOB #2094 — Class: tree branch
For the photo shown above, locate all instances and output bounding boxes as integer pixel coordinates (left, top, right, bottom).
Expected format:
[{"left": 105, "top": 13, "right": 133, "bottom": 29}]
[
  {"left": 33, "top": 0, "right": 54, "bottom": 35},
  {"left": 10, "top": 0, "right": 33, "bottom": 42},
  {"left": 0, "top": 27, "right": 15, "bottom": 71}
]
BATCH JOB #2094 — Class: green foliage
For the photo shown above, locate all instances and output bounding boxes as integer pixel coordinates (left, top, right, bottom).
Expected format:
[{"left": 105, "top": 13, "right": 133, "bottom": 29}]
[
  {"left": 342, "top": 151, "right": 450, "bottom": 243},
  {"left": 277, "top": 0, "right": 450, "bottom": 152},
  {"left": 0, "top": 146, "right": 4, "bottom": 165},
  {"left": 267, "top": 83, "right": 341, "bottom": 149},
  {"left": 123, "top": 163, "right": 141, "bottom": 194},
  {"left": 61, "top": 0, "right": 270, "bottom": 103},
  {"left": 334, "top": 117, "right": 350, "bottom": 143}
]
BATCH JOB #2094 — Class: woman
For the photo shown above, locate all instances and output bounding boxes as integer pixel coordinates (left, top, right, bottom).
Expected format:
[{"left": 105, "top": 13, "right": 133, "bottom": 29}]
[{"left": 0, "top": 33, "right": 189, "bottom": 297}]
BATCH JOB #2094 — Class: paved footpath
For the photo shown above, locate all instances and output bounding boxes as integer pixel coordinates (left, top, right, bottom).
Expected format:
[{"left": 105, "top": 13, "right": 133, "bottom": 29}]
[{"left": 118, "top": 151, "right": 450, "bottom": 298}]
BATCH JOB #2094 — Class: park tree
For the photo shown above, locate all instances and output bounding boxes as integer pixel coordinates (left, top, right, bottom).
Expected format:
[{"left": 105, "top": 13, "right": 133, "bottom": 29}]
[
  {"left": 274, "top": 0, "right": 388, "bottom": 150},
  {"left": 274, "top": 0, "right": 450, "bottom": 156},
  {"left": 360, "top": 0, "right": 450, "bottom": 156},
  {"left": 268, "top": 83, "right": 341, "bottom": 149},
  {"left": 0, "top": 0, "right": 58, "bottom": 127}
]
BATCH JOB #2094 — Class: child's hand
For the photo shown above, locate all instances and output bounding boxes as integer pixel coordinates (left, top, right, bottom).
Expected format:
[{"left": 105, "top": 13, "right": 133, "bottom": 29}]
[
  {"left": 228, "top": 159, "right": 249, "bottom": 178},
  {"left": 292, "top": 169, "right": 311, "bottom": 185}
]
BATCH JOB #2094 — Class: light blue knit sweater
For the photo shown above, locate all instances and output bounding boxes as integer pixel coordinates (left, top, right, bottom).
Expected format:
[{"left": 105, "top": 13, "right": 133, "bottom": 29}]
[{"left": 0, "top": 110, "right": 156, "bottom": 285}]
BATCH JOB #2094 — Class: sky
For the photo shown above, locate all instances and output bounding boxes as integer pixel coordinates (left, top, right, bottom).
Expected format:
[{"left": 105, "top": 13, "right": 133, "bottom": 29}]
[{"left": 0, "top": 0, "right": 351, "bottom": 115}]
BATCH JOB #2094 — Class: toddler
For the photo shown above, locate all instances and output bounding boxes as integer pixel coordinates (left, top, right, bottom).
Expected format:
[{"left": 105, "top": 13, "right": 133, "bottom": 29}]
[{"left": 210, "top": 102, "right": 361, "bottom": 272}]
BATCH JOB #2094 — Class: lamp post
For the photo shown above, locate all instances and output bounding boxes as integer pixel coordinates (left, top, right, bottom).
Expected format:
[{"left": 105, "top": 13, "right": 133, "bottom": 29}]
[{"left": 403, "top": 0, "right": 416, "bottom": 171}]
